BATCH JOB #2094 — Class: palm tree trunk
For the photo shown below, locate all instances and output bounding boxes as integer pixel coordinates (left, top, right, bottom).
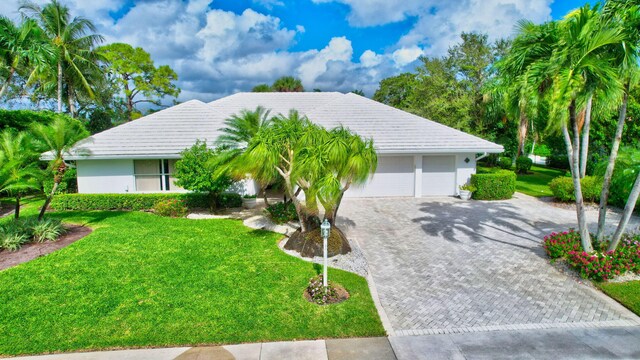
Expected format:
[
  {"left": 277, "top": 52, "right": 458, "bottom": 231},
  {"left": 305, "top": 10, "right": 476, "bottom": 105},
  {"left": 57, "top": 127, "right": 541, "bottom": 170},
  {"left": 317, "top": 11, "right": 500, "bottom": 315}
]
[
  {"left": 608, "top": 172, "right": 640, "bottom": 251},
  {"left": 0, "top": 67, "right": 15, "bottom": 98},
  {"left": 39, "top": 181, "right": 59, "bottom": 221},
  {"left": 563, "top": 101, "right": 592, "bottom": 252},
  {"left": 261, "top": 184, "right": 270, "bottom": 207},
  {"left": 57, "top": 61, "right": 63, "bottom": 113},
  {"left": 67, "top": 86, "right": 76, "bottom": 118},
  {"left": 597, "top": 84, "right": 629, "bottom": 243},
  {"left": 517, "top": 112, "right": 528, "bottom": 156},
  {"left": 579, "top": 95, "right": 593, "bottom": 179},
  {"left": 14, "top": 194, "right": 20, "bottom": 219}
]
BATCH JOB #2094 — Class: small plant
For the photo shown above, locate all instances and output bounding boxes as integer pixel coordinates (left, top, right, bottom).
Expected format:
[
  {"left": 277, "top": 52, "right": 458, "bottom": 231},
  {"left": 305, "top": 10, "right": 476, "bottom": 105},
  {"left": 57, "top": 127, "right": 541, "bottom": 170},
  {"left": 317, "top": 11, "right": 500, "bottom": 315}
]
[
  {"left": 515, "top": 156, "right": 533, "bottom": 174},
  {"left": 543, "top": 229, "right": 581, "bottom": 259},
  {"left": 265, "top": 202, "right": 299, "bottom": 224},
  {"left": 459, "top": 184, "right": 477, "bottom": 192},
  {"left": 1, "top": 232, "right": 30, "bottom": 251},
  {"left": 498, "top": 156, "right": 512, "bottom": 170},
  {"left": 32, "top": 218, "right": 66, "bottom": 243},
  {"left": 153, "top": 199, "right": 188, "bottom": 218},
  {"left": 305, "top": 275, "right": 348, "bottom": 305}
]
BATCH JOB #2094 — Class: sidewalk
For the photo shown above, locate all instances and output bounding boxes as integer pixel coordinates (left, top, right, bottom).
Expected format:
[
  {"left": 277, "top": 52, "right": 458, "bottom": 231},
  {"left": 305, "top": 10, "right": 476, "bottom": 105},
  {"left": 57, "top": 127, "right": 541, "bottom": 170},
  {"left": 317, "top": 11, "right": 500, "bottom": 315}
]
[{"left": 10, "top": 326, "right": 640, "bottom": 360}]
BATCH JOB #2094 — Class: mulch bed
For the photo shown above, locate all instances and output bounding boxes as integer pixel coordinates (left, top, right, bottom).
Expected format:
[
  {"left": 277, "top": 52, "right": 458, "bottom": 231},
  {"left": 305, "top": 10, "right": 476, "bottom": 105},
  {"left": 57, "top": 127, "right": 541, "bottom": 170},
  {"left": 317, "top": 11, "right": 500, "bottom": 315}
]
[
  {"left": 304, "top": 283, "right": 350, "bottom": 305},
  {"left": 0, "top": 225, "right": 92, "bottom": 271}
]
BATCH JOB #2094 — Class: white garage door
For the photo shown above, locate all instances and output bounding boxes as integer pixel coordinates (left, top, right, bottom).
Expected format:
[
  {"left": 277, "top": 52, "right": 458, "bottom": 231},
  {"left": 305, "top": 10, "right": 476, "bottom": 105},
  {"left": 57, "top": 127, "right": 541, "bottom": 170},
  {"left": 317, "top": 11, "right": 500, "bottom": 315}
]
[
  {"left": 422, "top": 156, "right": 456, "bottom": 196},
  {"left": 346, "top": 156, "right": 415, "bottom": 197}
]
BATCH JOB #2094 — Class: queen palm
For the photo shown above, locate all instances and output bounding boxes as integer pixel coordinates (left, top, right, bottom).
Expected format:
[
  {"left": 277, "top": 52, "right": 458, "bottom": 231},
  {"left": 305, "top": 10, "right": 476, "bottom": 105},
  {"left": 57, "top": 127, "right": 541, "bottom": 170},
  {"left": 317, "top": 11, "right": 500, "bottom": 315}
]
[
  {"left": 20, "top": 0, "right": 104, "bottom": 115},
  {"left": 0, "top": 131, "right": 41, "bottom": 219},
  {"left": 31, "top": 116, "right": 88, "bottom": 220},
  {"left": 0, "top": 16, "right": 52, "bottom": 98}
]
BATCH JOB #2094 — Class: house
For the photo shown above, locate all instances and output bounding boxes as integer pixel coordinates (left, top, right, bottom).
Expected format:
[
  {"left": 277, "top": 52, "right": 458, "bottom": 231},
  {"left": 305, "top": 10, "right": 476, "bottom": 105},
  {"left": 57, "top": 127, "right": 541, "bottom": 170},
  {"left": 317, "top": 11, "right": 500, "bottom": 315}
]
[{"left": 66, "top": 92, "right": 503, "bottom": 197}]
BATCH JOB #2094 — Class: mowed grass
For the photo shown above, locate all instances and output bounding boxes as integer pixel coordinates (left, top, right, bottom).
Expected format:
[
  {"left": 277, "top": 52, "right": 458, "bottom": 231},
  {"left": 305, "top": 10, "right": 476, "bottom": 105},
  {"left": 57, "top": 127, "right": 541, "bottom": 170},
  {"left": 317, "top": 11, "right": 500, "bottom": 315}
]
[
  {"left": 597, "top": 281, "right": 640, "bottom": 316},
  {"left": 516, "top": 165, "right": 567, "bottom": 197},
  {"left": 0, "top": 209, "right": 384, "bottom": 356}
]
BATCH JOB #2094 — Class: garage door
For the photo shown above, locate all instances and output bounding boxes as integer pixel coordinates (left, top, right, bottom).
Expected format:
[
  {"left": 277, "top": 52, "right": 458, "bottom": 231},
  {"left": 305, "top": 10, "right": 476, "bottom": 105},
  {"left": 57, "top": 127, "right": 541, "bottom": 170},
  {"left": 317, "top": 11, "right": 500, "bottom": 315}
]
[
  {"left": 422, "top": 156, "right": 456, "bottom": 196},
  {"left": 346, "top": 156, "right": 415, "bottom": 197}
]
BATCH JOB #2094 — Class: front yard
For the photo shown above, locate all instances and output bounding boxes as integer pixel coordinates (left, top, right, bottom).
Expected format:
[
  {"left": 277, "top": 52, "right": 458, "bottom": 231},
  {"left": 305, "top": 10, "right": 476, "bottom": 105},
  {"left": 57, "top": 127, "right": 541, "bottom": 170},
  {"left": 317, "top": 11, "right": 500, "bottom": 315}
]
[
  {"left": 516, "top": 165, "right": 567, "bottom": 197},
  {"left": 0, "top": 207, "right": 383, "bottom": 356}
]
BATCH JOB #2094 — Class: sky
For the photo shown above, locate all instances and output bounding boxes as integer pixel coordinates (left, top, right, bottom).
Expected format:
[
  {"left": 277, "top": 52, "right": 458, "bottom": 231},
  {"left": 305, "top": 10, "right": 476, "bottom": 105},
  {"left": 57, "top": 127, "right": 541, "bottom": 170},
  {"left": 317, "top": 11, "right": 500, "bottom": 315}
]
[{"left": 0, "top": 0, "right": 590, "bottom": 103}]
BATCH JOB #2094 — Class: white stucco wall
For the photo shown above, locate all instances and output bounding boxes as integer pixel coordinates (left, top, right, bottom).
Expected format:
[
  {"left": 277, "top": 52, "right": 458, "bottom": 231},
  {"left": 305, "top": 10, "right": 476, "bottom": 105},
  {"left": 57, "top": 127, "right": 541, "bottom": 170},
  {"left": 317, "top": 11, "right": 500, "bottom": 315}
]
[
  {"left": 76, "top": 159, "right": 135, "bottom": 194},
  {"left": 455, "top": 153, "right": 476, "bottom": 194}
]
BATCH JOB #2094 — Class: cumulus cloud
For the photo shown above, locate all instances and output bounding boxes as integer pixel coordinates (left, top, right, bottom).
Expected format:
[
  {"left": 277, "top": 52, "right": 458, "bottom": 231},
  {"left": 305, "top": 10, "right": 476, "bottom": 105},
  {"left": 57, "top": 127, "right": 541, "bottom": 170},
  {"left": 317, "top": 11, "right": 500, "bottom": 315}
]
[{"left": 391, "top": 46, "right": 423, "bottom": 67}]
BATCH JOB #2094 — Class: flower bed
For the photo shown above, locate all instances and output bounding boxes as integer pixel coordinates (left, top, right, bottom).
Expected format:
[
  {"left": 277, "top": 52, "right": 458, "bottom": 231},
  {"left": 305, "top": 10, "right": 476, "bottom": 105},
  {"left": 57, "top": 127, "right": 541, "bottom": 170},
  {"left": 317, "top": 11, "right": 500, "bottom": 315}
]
[{"left": 543, "top": 231, "right": 640, "bottom": 281}]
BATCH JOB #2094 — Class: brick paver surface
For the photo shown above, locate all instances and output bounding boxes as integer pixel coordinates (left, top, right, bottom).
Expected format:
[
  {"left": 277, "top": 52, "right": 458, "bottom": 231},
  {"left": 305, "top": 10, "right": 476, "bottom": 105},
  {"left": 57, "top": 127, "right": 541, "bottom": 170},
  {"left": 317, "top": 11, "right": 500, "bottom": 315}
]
[{"left": 338, "top": 194, "right": 640, "bottom": 335}]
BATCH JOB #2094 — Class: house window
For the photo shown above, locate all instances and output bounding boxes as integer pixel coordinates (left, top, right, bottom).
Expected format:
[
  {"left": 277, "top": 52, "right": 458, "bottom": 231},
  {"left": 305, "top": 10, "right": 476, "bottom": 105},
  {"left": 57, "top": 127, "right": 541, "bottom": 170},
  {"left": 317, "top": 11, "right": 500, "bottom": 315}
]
[{"left": 134, "top": 159, "right": 180, "bottom": 192}]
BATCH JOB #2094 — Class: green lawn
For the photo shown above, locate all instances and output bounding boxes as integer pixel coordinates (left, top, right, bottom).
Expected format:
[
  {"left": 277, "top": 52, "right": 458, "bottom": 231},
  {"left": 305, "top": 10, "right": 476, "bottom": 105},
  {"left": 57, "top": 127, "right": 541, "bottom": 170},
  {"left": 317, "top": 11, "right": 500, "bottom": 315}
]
[
  {"left": 597, "top": 281, "right": 640, "bottom": 316},
  {"left": 516, "top": 165, "right": 567, "bottom": 197},
  {"left": 0, "top": 207, "right": 384, "bottom": 356}
]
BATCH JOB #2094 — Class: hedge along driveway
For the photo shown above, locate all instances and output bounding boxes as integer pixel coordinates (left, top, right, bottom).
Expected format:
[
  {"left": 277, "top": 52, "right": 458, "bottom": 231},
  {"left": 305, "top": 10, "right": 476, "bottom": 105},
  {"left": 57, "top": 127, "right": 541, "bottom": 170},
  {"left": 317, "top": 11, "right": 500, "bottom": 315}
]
[
  {"left": 50, "top": 192, "right": 242, "bottom": 211},
  {"left": 0, "top": 210, "right": 384, "bottom": 356}
]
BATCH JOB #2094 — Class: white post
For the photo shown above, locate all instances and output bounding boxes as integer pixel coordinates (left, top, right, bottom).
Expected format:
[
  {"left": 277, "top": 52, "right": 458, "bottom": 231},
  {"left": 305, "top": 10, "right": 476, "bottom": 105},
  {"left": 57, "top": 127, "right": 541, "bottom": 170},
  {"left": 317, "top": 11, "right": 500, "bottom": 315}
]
[
  {"left": 323, "top": 235, "right": 328, "bottom": 288},
  {"left": 320, "top": 219, "right": 330, "bottom": 288}
]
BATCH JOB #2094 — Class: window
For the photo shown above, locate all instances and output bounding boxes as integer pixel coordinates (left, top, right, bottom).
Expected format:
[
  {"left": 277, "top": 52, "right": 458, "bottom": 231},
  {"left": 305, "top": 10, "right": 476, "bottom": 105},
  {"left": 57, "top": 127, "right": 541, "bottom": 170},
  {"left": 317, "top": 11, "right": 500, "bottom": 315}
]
[{"left": 134, "top": 159, "right": 181, "bottom": 192}]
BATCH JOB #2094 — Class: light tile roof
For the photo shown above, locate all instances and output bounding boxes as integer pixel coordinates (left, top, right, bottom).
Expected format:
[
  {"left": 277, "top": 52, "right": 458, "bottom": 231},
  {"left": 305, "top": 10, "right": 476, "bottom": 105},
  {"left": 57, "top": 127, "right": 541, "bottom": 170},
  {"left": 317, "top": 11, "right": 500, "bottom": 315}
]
[{"left": 67, "top": 92, "right": 503, "bottom": 160}]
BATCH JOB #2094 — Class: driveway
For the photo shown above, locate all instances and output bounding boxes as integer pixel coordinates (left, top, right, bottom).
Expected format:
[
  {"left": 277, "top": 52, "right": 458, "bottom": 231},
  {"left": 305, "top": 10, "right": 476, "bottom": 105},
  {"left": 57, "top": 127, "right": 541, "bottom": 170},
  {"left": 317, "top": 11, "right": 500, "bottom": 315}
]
[{"left": 338, "top": 194, "right": 640, "bottom": 336}]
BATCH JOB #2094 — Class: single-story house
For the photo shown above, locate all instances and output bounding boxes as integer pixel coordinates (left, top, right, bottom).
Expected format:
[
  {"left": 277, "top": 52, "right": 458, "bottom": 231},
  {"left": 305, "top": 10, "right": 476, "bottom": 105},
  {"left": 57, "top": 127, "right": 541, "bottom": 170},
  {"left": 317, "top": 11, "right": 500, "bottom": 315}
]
[{"left": 66, "top": 92, "right": 503, "bottom": 197}]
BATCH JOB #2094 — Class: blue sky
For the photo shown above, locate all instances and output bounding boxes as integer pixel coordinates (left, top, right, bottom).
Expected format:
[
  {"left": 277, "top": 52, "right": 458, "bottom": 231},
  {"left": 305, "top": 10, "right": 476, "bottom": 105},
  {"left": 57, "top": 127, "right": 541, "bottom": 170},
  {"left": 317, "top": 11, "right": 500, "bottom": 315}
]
[{"left": 0, "top": 0, "right": 590, "bottom": 102}]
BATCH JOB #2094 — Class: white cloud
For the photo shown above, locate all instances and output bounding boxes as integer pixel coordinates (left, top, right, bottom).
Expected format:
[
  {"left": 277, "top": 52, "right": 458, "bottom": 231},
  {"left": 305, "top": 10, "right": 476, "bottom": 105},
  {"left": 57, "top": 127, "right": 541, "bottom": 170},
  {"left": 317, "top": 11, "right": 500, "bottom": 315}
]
[
  {"left": 297, "top": 37, "right": 353, "bottom": 86},
  {"left": 359, "top": 50, "right": 382, "bottom": 67},
  {"left": 391, "top": 46, "right": 423, "bottom": 67}
]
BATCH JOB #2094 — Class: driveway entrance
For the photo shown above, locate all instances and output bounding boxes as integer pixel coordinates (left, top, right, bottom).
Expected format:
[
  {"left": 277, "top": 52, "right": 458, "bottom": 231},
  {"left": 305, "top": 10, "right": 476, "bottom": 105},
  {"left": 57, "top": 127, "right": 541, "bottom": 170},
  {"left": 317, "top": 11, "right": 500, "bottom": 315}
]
[{"left": 338, "top": 195, "right": 640, "bottom": 335}]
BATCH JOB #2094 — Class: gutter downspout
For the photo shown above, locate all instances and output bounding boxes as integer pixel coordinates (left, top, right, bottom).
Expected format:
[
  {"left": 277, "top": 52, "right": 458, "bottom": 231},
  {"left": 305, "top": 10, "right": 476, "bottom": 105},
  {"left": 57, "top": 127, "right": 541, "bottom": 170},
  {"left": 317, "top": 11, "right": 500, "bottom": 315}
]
[{"left": 475, "top": 152, "right": 489, "bottom": 162}]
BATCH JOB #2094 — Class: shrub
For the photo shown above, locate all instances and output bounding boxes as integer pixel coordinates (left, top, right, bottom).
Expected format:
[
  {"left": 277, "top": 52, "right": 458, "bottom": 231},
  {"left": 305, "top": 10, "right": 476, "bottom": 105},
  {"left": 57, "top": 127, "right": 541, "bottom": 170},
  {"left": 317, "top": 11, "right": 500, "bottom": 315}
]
[
  {"left": 153, "top": 199, "right": 188, "bottom": 217},
  {"left": 305, "top": 275, "right": 344, "bottom": 305},
  {"left": 470, "top": 170, "right": 516, "bottom": 200},
  {"left": 174, "top": 140, "right": 234, "bottom": 194},
  {"left": 543, "top": 230, "right": 581, "bottom": 259},
  {"left": 1, "top": 232, "right": 30, "bottom": 251},
  {"left": 549, "top": 176, "right": 602, "bottom": 202},
  {"left": 50, "top": 192, "right": 242, "bottom": 211},
  {"left": 546, "top": 154, "right": 571, "bottom": 170},
  {"left": 498, "top": 156, "right": 512, "bottom": 170},
  {"left": 265, "top": 202, "right": 298, "bottom": 224},
  {"left": 532, "top": 144, "right": 551, "bottom": 157},
  {"left": 31, "top": 218, "right": 65, "bottom": 243},
  {"left": 515, "top": 156, "right": 533, "bottom": 174},
  {"left": 213, "top": 192, "right": 242, "bottom": 208}
]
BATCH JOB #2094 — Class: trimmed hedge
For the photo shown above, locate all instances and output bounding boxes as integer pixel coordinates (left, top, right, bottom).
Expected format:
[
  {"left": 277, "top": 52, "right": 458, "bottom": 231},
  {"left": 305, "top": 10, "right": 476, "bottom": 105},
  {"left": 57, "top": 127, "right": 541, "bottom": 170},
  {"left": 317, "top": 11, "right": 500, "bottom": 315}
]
[
  {"left": 50, "top": 192, "right": 242, "bottom": 211},
  {"left": 515, "top": 156, "right": 533, "bottom": 174},
  {"left": 470, "top": 170, "right": 516, "bottom": 200},
  {"left": 549, "top": 176, "right": 602, "bottom": 202}
]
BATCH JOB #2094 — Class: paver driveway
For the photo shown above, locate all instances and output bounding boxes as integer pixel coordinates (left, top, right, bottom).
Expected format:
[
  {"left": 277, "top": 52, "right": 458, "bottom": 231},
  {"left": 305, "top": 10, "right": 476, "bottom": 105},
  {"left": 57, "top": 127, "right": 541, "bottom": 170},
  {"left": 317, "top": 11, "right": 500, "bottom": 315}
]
[{"left": 338, "top": 194, "right": 640, "bottom": 336}]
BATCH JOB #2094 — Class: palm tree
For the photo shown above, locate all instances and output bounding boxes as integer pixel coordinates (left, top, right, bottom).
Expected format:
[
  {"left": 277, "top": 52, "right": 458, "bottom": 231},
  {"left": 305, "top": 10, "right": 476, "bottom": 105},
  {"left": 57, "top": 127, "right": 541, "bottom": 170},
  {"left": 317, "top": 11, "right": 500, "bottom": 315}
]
[
  {"left": 271, "top": 76, "right": 304, "bottom": 92},
  {"left": 595, "top": 0, "right": 640, "bottom": 243},
  {"left": 217, "top": 106, "right": 275, "bottom": 204},
  {"left": 0, "top": 16, "right": 52, "bottom": 98},
  {"left": 607, "top": 147, "right": 640, "bottom": 250},
  {"left": 31, "top": 116, "right": 88, "bottom": 220},
  {"left": 0, "top": 130, "right": 41, "bottom": 219},
  {"left": 252, "top": 84, "right": 271, "bottom": 92},
  {"left": 20, "top": 0, "right": 104, "bottom": 115}
]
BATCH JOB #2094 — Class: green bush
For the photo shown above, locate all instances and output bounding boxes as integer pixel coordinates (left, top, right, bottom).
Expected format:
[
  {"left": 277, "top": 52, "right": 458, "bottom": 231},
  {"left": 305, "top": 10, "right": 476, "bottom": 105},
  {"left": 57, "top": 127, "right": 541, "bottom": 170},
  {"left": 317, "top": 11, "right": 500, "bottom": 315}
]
[
  {"left": 1, "top": 232, "right": 30, "bottom": 251},
  {"left": 470, "top": 170, "right": 516, "bottom": 200},
  {"left": 50, "top": 192, "right": 242, "bottom": 211},
  {"left": 265, "top": 202, "right": 298, "bottom": 224},
  {"left": 532, "top": 144, "right": 551, "bottom": 157},
  {"left": 32, "top": 219, "right": 66, "bottom": 243},
  {"left": 153, "top": 199, "right": 188, "bottom": 218},
  {"left": 515, "top": 156, "right": 533, "bottom": 174},
  {"left": 549, "top": 176, "right": 602, "bottom": 202},
  {"left": 546, "top": 154, "right": 570, "bottom": 170},
  {"left": 498, "top": 157, "right": 512, "bottom": 170}
]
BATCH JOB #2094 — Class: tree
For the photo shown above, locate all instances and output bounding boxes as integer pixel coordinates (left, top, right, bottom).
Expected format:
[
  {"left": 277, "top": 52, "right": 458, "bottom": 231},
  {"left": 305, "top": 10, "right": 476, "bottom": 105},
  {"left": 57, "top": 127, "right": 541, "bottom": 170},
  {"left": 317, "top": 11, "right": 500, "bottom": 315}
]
[
  {"left": 252, "top": 84, "right": 271, "bottom": 92},
  {"left": 271, "top": 76, "right": 304, "bottom": 92},
  {"left": 0, "top": 130, "right": 41, "bottom": 218},
  {"left": 174, "top": 140, "right": 233, "bottom": 201},
  {"left": 596, "top": 0, "right": 640, "bottom": 243},
  {"left": 20, "top": 0, "right": 104, "bottom": 116},
  {"left": 350, "top": 89, "right": 364, "bottom": 96},
  {"left": 608, "top": 147, "right": 640, "bottom": 250},
  {"left": 372, "top": 73, "right": 416, "bottom": 109},
  {"left": 0, "top": 16, "right": 52, "bottom": 98},
  {"left": 98, "top": 43, "right": 180, "bottom": 121},
  {"left": 31, "top": 115, "right": 88, "bottom": 220}
]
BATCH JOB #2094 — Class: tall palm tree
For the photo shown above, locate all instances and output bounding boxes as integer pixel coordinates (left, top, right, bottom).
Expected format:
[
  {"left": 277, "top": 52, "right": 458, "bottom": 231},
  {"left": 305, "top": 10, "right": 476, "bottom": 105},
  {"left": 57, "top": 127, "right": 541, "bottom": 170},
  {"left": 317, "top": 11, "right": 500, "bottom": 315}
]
[
  {"left": 607, "top": 147, "right": 640, "bottom": 250},
  {"left": 217, "top": 106, "right": 275, "bottom": 204},
  {"left": 271, "top": 76, "right": 304, "bottom": 92},
  {"left": 596, "top": 0, "right": 640, "bottom": 243},
  {"left": 0, "top": 16, "right": 52, "bottom": 98},
  {"left": 0, "top": 130, "right": 41, "bottom": 219},
  {"left": 31, "top": 116, "right": 88, "bottom": 220},
  {"left": 20, "top": 0, "right": 104, "bottom": 116}
]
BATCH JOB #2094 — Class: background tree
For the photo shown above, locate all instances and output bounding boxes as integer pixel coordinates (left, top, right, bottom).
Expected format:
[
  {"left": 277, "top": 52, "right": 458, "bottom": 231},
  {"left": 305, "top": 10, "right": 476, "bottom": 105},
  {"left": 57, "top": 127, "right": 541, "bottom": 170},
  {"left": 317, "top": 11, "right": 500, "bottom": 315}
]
[
  {"left": 350, "top": 89, "right": 365, "bottom": 96},
  {"left": 252, "top": 84, "right": 271, "bottom": 92},
  {"left": 31, "top": 115, "right": 89, "bottom": 220},
  {"left": 271, "top": 76, "right": 304, "bottom": 92},
  {"left": 372, "top": 73, "right": 416, "bottom": 109},
  {"left": 0, "top": 130, "right": 41, "bottom": 218},
  {"left": 20, "top": 0, "right": 104, "bottom": 116},
  {"left": 98, "top": 43, "right": 180, "bottom": 121}
]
